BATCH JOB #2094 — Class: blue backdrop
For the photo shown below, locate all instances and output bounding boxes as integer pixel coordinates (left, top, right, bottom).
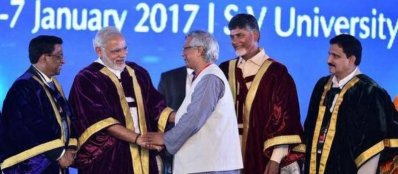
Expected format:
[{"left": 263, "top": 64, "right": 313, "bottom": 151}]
[
  {"left": 1, "top": 0, "right": 397, "bottom": 124},
  {"left": 0, "top": 1, "right": 397, "bottom": 172}
]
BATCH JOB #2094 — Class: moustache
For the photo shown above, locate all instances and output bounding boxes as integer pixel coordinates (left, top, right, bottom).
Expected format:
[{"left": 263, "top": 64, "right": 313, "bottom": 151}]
[{"left": 328, "top": 63, "right": 335, "bottom": 67}]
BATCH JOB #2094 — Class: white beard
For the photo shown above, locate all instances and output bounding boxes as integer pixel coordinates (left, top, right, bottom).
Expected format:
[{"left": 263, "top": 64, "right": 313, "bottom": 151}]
[
  {"left": 235, "top": 48, "right": 247, "bottom": 57},
  {"left": 113, "top": 63, "right": 126, "bottom": 71},
  {"left": 102, "top": 57, "right": 125, "bottom": 71}
]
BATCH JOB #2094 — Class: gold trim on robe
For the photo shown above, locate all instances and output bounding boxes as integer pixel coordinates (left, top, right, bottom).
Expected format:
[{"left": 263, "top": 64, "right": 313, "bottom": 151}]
[
  {"left": 53, "top": 78, "right": 65, "bottom": 97},
  {"left": 227, "top": 59, "right": 273, "bottom": 160},
  {"left": 309, "top": 77, "right": 360, "bottom": 174},
  {"left": 157, "top": 107, "right": 173, "bottom": 133},
  {"left": 228, "top": 59, "right": 237, "bottom": 103},
  {"left": 263, "top": 135, "right": 302, "bottom": 151},
  {"left": 33, "top": 76, "right": 63, "bottom": 135},
  {"left": 355, "top": 141, "right": 384, "bottom": 167},
  {"left": 0, "top": 76, "right": 74, "bottom": 170},
  {"left": 292, "top": 144, "right": 306, "bottom": 153},
  {"left": 69, "top": 138, "right": 78, "bottom": 147},
  {"left": 384, "top": 139, "right": 398, "bottom": 148},
  {"left": 126, "top": 66, "right": 150, "bottom": 174},
  {"left": 78, "top": 117, "right": 120, "bottom": 148},
  {"left": 1, "top": 139, "right": 66, "bottom": 169},
  {"left": 53, "top": 78, "right": 76, "bottom": 145},
  {"left": 100, "top": 67, "right": 151, "bottom": 174},
  {"left": 35, "top": 76, "right": 75, "bottom": 146}
]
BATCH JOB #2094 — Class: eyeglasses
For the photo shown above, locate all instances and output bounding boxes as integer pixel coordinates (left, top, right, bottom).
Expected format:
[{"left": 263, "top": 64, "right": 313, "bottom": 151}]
[
  {"left": 47, "top": 54, "right": 64, "bottom": 61},
  {"left": 182, "top": 46, "right": 199, "bottom": 51}
]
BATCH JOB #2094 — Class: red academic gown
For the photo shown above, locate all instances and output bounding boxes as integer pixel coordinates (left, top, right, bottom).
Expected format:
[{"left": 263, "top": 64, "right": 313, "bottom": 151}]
[
  {"left": 69, "top": 62, "right": 172, "bottom": 174},
  {"left": 219, "top": 58, "right": 304, "bottom": 174}
]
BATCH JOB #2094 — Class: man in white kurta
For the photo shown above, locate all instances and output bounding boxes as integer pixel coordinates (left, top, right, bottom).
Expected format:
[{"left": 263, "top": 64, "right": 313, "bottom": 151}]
[{"left": 143, "top": 30, "right": 243, "bottom": 174}]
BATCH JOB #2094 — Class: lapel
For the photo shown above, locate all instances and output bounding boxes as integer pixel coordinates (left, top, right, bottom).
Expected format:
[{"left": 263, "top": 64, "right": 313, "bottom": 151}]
[{"left": 175, "top": 67, "right": 187, "bottom": 95}]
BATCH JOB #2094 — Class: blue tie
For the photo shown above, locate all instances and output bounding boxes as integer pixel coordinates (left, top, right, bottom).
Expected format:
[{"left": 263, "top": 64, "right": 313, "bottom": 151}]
[
  {"left": 48, "top": 81, "right": 56, "bottom": 91},
  {"left": 48, "top": 81, "right": 70, "bottom": 144}
]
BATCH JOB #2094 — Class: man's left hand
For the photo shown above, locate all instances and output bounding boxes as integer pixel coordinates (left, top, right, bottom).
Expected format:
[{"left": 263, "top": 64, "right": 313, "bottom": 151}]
[
  {"left": 168, "top": 112, "right": 176, "bottom": 123},
  {"left": 264, "top": 160, "right": 280, "bottom": 174}
]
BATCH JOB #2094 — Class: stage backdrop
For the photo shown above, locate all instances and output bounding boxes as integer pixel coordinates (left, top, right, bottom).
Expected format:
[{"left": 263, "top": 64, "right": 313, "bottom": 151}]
[{"left": 0, "top": 0, "right": 397, "bottom": 157}]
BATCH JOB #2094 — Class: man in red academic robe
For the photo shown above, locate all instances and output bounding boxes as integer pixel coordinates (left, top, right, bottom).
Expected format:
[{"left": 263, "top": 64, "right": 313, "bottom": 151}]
[
  {"left": 69, "top": 26, "right": 173, "bottom": 174},
  {"left": 219, "top": 14, "right": 304, "bottom": 174}
]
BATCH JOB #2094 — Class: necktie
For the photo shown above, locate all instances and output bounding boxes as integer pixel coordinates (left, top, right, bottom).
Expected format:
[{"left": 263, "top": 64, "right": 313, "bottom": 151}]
[
  {"left": 324, "top": 87, "right": 341, "bottom": 110},
  {"left": 191, "top": 71, "right": 196, "bottom": 83},
  {"left": 48, "top": 81, "right": 56, "bottom": 91},
  {"left": 48, "top": 81, "right": 70, "bottom": 144}
]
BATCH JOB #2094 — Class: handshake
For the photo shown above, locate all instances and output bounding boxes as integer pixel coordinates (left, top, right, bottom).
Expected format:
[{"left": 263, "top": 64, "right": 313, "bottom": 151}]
[{"left": 135, "top": 132, "right": 166, "bottom": 152}]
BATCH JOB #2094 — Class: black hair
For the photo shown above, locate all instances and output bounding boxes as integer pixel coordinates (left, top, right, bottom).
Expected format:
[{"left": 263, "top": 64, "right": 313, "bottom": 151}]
[
  {"left": 29, "top": 35, "right": 63, "bottom": 64},
  {"left": 228, "top": 13, "right": 260, "bottom": 41},
  {"left": 330, "top": 34, "right": 362, "bottom": 65}
]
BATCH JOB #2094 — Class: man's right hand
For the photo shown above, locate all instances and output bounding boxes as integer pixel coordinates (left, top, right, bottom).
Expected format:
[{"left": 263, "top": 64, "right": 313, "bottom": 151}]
[
  {"left": 58, "top": 149, "right": 75, "bottom": 168},
  {"left": 140, "top": 132, "right": 166, "bottom": 151}
]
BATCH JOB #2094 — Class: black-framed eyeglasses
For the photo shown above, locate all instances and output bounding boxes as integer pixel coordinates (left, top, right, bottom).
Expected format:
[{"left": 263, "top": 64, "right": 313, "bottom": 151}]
[{"left": 47, "top": 54, "right": 64, "bottom": 61}]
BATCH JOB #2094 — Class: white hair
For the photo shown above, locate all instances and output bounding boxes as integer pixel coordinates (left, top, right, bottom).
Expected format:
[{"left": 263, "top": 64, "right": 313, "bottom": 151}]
[
  {"left": 93, "top": 26, "right": 123, "bottom": 49},
  {"left": 186, "top": 30, "right": 219, "bottom": 63}
]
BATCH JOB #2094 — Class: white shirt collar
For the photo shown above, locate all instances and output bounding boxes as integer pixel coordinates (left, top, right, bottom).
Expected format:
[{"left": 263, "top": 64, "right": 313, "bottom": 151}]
[
  {"left": 186, "top": 68, "right": 194, "bottom": 75},
  {"left": 32, "top": 65, "right": 53, "bottom": 84},
  {"left": 332, "top": 67, "right": 361, "bottom": 88},
  {"left": 95, "top": 57, "right": 122, "bottom": 79},
  {"left": 237, "top": 48, "right": 269, "bottom": 66}
]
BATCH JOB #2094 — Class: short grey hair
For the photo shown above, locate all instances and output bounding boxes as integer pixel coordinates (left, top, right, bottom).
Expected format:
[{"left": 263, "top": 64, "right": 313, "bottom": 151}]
[
  {"left": 186, "top": 30, "right": 219, "bottom": 63},
  {"left": 93, "top": 26, "right": 123, "bottom": 49}
]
